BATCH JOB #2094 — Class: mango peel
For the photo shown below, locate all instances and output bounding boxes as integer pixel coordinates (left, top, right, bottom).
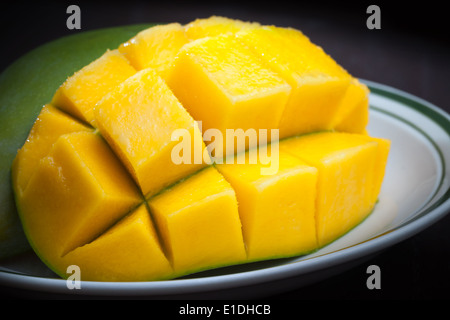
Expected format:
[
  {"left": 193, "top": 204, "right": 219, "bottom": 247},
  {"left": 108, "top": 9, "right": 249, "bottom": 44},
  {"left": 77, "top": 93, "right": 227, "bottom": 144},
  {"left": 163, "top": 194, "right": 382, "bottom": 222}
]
[{"left": 10, "top": 16, "right": 389, "bottom": 281}]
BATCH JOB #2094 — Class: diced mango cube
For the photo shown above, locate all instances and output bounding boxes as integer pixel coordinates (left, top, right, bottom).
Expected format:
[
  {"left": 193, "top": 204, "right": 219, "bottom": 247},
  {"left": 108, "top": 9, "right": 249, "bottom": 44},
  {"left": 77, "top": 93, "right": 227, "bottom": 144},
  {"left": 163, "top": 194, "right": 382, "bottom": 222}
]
[
  {"left": 63, "top": 204, "right": 173, "bottom": 281},
  {"left": 216, "top": 148, "right": 318, "bottom": 261},
  {"left": 236, "top": 26, "right": 352, "bottom": 138},
  {"left": 280, "top": 132, "right": 388, "bottom": 246},
  {"left": 51, "top": 49, "right": 136, "bottom": 125},
  {"left": 184, "top": 16, "right": 260, "bottom": 40},
  {"left": 19, "top": 131, "right": 142, "bottom": 263},
  {"left": 118, "top": 23, "right": 189, "bottom": 79},
  {"left": 167, "top": 34, "right": 291, "bottom": 157},
  {"left": 12, "top": 104, "right": 92, "bottom": 197},
  {"left": 94, "top": 68, "right": 208, "bottom": 198},
  {"left": 147, "top": 167, "right": 246, "bottom": 276}
]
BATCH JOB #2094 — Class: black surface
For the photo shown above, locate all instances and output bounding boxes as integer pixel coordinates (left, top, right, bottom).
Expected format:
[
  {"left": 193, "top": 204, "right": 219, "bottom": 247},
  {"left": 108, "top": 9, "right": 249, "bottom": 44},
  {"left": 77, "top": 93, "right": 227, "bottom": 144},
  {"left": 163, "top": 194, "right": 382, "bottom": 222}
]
[{"left": 1, "top": 1, "right": 449, "bottom": 300}]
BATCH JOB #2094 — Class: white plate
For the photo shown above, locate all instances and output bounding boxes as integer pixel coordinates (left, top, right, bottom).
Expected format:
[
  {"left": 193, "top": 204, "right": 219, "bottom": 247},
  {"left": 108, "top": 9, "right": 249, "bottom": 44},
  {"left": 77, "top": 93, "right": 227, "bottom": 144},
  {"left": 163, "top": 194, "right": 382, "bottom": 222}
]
[{"left": 1, "top": 79, "right": 449, "bottom": 299}]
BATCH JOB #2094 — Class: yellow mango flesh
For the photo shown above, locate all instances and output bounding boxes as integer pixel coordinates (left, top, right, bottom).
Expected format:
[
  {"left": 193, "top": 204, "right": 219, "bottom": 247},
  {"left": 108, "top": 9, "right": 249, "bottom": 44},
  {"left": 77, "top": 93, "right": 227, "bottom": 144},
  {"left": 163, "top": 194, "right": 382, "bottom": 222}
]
[
  {"left": 280, "top": 132, "right": 390, "bottom": 246},
  {"left": 51, "top": 49, "right": 136, "bottom": 125},
  {"left": 94, "top": 68, "right": 208, "bottom": 198},
  {"left": 333, "top": 78, "right": 370, "bottom": 133},
  {"left": 118, "top": 23, "right": 189, "bottom": 80},
  {"left": 216, "top": 148, "right": 318, "bottom": 261},
  {"left": 184, "top": 16, "right": 260, "bottom": 40},
  {"left": 18, "top": 132, "right": 142, "bottom": 266},
  {"left": 11, "top": 17, "right": 390, "bottom": 282},
  {"left": 12, "top": 104, "right": 92, "bottom": 197},
  {"left": 167, "top": 34, "right": 291, "bottom": 157},
  {"left": 147, "top": 167, "right": 246, "bottom": 276},
  {"left": 357, "top": 136, "right": 391, "bottom": 203},
  {"left": 236, "top": 26, "right": 352, "bottom": 138},
  {"left": 63, "top": 204, "right": 172, "bottom": 281}
]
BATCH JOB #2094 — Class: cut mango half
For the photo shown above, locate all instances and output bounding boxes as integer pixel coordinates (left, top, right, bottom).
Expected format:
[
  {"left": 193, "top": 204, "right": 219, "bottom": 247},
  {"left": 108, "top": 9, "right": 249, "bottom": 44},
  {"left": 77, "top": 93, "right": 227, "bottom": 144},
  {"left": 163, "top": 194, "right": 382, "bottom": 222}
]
[{"left": 11, "top": 16, "right": 389, "bottom": 281}]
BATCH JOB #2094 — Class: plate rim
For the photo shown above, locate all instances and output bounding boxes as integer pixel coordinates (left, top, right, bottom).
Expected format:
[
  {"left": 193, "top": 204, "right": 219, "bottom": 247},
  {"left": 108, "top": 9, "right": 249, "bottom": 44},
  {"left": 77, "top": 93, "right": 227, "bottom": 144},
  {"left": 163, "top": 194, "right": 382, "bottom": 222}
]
[{"left": 1, "top": 79, "right": 450, "bottom": 297}]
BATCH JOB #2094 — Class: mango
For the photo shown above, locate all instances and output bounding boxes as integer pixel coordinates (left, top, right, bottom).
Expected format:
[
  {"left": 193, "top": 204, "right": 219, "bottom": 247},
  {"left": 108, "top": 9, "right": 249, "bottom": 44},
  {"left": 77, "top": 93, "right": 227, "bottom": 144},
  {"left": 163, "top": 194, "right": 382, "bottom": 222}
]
[
  {"left": 63, "top": 203, "right": 172, "bottom": 281},
  {"left": 333, "top": 79, "right": 370, "bottom": 133},
  {"left": 148, "top": 167, "right": 246, "bottom": 276},
  {"left": 167, "top": 33, "right": 291, "bottom": 157},
  {"left": 280, "top": 132, "right": 390, "bottom": 246},
  {"left": 216, "top": 148, "right": 318, "bottom": 261},
  {"left": 118, "top": 23, "right": 189, "bottom": 80},
  {"left": 17, "top": 131, "right": 142, "bottom": 267},
  {"left": 12, "top": 104, "right": 92, "bottom": 197},
  {"left": 8, "top": 17, "right": 390, "bottom": 281},
  {"left": 236, "top": 26, "right": 353, "bottom": 138},
  {"left": 51, "top": 49, "right": 136, "bottom": 126},
  {"left": 94, "top": 68, "right": 208, "bottom": 198},
  {"left": 184, "top": 16, "right": 260, "bottom": 40}
]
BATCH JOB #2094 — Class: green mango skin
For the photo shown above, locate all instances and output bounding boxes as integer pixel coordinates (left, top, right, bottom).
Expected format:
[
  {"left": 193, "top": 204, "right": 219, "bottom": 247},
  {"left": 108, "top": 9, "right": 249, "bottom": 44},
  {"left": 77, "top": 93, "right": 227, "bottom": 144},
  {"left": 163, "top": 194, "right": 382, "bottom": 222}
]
[{"left": 0, "top": 24, "right": 153, "bottom": 259}]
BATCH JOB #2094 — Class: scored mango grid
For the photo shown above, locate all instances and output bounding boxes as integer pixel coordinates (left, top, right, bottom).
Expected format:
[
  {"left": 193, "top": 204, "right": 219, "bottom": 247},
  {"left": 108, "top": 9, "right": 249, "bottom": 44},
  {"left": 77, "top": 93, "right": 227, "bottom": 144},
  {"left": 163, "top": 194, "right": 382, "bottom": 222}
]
[{"left": 18, "top": 21, "right": 370, "bottom": 277}]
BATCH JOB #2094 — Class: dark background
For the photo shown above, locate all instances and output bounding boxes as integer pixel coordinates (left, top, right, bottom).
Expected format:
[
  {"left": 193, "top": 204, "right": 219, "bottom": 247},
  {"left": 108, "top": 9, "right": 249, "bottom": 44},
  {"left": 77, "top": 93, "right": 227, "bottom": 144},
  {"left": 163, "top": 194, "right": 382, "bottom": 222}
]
[{"left": 0, "top": 0, "right": 449, "bottom": 300}]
